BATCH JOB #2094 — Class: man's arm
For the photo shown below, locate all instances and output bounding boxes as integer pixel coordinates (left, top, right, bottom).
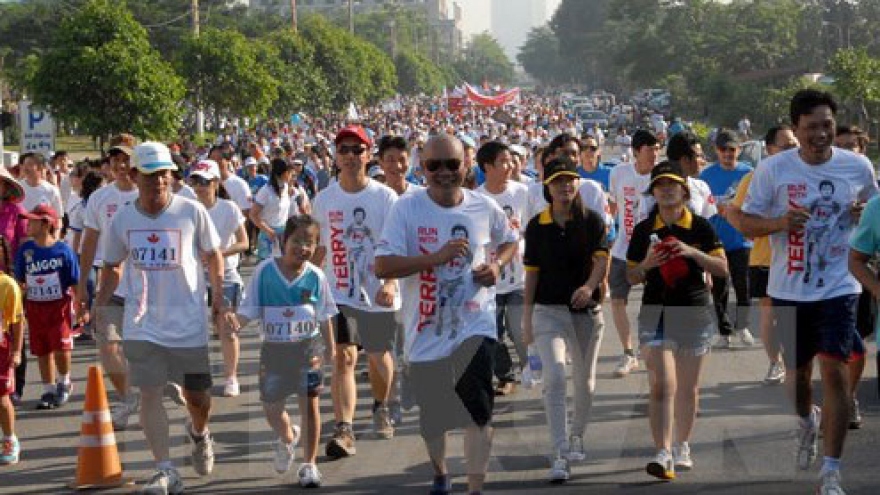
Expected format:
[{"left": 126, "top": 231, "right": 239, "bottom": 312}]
[
  {"left": 850, "top": 249, "right": 880, "bottom": 299},
  {"left": 738, "top": 209, "right": 807, "bottom": 238},
  {"left": 375, "top": 238, "right": 470, "bottom": 279},
  {"left": 95, "top": 263, "right": 122, "bottom": 309}
]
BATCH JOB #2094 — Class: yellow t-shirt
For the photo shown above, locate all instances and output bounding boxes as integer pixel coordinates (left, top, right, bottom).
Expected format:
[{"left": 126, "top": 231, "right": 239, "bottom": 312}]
[
  {"left": 731, "top": 171, "right": 770, "bottom": 267},
  {"left": 0, "top": 273, "right": 23, "bottom": 333}
]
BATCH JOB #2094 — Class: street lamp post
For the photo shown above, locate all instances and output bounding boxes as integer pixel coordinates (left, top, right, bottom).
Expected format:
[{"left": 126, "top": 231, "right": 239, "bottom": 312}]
[{"left": 348, "top": 0, "right": 354, "bottom": 34}]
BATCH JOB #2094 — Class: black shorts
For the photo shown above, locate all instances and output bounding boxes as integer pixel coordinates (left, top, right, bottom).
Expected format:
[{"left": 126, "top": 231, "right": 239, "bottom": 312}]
[
  {"left": 856, "top": 290, "right": 876, "bottom": 340},
  {"left": 772, "top": 294, "right": 865, "bottom": 370},
  {"left": 748, "top": 266, "right": 769, "bottom": 299},
  {"left": 334, "top": 305, "right": 397, "bottom": 353},
  {"left": 259, "top": 341, "right": 325, "bottom": 402},
  {"left": 410, "top": 337, "right": 496, "bottom": 440},
  {"left": 123, "top": 340, "right": 212, "bottom": 392}
]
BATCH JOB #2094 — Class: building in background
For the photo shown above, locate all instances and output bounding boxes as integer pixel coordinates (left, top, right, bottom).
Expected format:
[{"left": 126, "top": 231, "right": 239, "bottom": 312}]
[
  {"left": 490, "top": 0, "right": 555, "bottom": 63},
  {"left": 250, "top": 0, "right": 463, "bottom": 59}
]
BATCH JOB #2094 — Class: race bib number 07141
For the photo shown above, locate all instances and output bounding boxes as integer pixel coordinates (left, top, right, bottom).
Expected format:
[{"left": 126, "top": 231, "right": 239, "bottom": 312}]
[{"left": 128, "top": 230, "right": 182, "bottom": 271}]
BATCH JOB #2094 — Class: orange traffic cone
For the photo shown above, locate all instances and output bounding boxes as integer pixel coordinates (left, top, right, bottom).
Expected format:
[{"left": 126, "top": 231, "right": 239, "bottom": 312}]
[{"left": 69, "top": 365, "right": 133, "bottom": 490}]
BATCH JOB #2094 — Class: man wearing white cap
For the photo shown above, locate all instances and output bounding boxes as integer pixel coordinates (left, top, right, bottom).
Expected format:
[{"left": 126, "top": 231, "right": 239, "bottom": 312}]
[{"left": 96, "top": 142, "right": 232, "bottom": 494}]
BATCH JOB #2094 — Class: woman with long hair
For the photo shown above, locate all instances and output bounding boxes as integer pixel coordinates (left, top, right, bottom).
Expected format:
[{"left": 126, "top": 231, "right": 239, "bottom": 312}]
[
  {"left": 626, "top": 161, "right": 727, "bottom": 481},
  {"left": 190, "top": 160, "right": 249, "bottom": 397},
  {"left": 522, "top": 156, "right": 609, "bottom": 483},
  {"left": 250, "top": 158, "right": 298, "bottom": 261}
]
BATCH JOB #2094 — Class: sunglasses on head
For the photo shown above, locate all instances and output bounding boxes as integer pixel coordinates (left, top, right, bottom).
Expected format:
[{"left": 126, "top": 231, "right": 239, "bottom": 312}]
[
  {"left": 337, "top": 144, "right": 367, "bottom": 155},
  {"left": 424, "top": 158, "right": 462, "bottom": 172}
]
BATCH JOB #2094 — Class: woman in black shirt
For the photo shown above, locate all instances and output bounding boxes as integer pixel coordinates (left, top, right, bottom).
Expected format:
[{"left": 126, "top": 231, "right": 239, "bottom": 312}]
[
  {"left": 522, "top": 156, "right": 609, "bottom": 483},
  {"left": 626, "top": 161, "right": 727, "bottom": 481}
]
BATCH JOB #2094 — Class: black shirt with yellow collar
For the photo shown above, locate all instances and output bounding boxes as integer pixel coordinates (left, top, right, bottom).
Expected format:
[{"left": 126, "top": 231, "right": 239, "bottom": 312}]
[
  {"left": 627, "top": 207, "right": 723, "bottom": 311},
  {"left": 523, "top": 206, "right": 609, "bottom": 313}
]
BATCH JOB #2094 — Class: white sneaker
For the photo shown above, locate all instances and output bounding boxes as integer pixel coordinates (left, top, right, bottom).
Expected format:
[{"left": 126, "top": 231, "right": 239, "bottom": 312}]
[
  {"left": 763, "top": 361, "right": 785, "bottom": 385},
  {"left": 818, "top": 469, "right": 847, "bottom": 495},
  {"left": 672, "top": 442, "right": 693, "bottom": 470},
  {"left": 715, "top": 335, "right": 732, "bottom": 349},
  {"left": 736, "top": 328, "right": 755, "bottom": 346},
  {"left": 187, "top": 423, "right": 215, "bottom": 476},
  {"left": 797, "top": 406, "right": 821, "bottom": 470},
  {"left": 298, "top": 462, "right": 323, "bottom": 488},
  {"left": 646, "top": 449, "right": 675, "bottom": 480},
  {"left": 111, "top": 391, "right": 141, "bottom": 431},
  {"left": 548, "top": 455, "right": 570, "bottom": 483},
  {"left": 164, "top": 382, "right": 187, "bottom": 406},
  {"left": 141, "top": 467, "right": 184, "bottom": 495},
  {"left": 222, "top": 379, "right": 240, "bottom": 398},
  {"left": 566, "top": 435, "right": 586, "bottom": 462},
  {"left": 613, "top": 354, "right": 638, "bottom": 377},
  {"left": 273, "top": 425, "right": 300, "bottom": 474}
]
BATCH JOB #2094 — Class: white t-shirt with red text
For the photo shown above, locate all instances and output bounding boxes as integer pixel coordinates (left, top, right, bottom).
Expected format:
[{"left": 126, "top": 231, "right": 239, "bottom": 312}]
[{"left": 477, "top": 181, "right": 527, "bottom": 294}]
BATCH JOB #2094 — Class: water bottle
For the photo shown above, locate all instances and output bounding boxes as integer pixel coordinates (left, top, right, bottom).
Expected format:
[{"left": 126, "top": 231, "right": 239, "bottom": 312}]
[{"left": 527, "top": 345, "right": 543, "bottom": 384}]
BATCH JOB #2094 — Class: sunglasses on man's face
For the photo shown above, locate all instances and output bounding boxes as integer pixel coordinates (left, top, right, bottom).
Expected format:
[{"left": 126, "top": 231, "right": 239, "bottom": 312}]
[
  {"left": 189, "top": 176, "right": 213, "bottom": 187},
  {"left": 424, "top": 158, "right": 462, "bottom": 172},
  {"left": 583, "top": 145, "right": 599, "bottom": 152},
  {"left": 337, "top": 144, "right": 367, "bottom": 156}
]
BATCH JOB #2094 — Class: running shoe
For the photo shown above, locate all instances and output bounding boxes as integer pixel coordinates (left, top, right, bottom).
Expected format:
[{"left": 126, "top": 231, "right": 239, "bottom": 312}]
[
  {"left": 164, "top": 382, "right": 187, "bottom": 406},
  {"left": 566, "top": 435, "right": 586, "bottom": 462},
  {"left": 548, "top": 455, "right": 570, "bottom": 483},
  {"left": 849, "top": 399, "right": 862, "bottom": 430},
  {"left": 141, "top": 467, "right": 184, "bottom": 495},
  {"left": 55, "top": 382, "right": 73, "bottom": 407},
  {"left": 36, "top": 391, "right": 57, "bottom": 410},
  {"left": 818, "top": 469, "right": 846, "bottom": 495},
  {"left": 273, "top": 425, "right": 300, "bottom": 474},
  {"left": 0, "top": 437, "right": 20, "bottom": 465},
  {"left": 797, "top": 405, "right": 821, "bottom": 470},
  {"left": 388, "top": 400, "right": 403, "bottom": 426},
  {"left": 298, "top": 463, "right": 323, "bottom": 488},
  {"left": 111, "top": 391, "right": 140, "bottom": 431},
  {"left": 613, "top": 354, "right": 638, "bottom": 377},
  {"left": 736, "top": 328, "right": 755, "bottom": 346},
  {"left": 672, "top": 442, "right": 693, "bottom": 471},
  {"left": 187, "top": 423, "right": 215, "bottom": 476},
  {"left": 714, "top": 335, "right": 732, "bottom": 349},
  {"left": 373, "top": 406, "right": 394, "bottom": 439},
  {"left": 646, "top": 449, "right": 675, "bottom": 480},
  {"left": 429, "top": 474, "right": 452, "bottom": 495},
  {"left": 222, "top": 379, "right": 240, "bottom": 398},
  {"left": 325, "top": 424, "right": 356, "bottom": 458},
  {"left": 763, "top": 361, "right": 785, "bottom": 385}
]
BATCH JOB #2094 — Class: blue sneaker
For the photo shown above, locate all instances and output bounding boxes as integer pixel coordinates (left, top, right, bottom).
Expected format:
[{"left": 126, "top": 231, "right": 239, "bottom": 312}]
[
  {"left": 36, "top": 392, "right": 56, "bottom": 410},
  {"left": 429, "top": 474, "right": 451, "bottom": 495},
  {"left": 55, "top": 382, "right": 73, "bottom": 407},
  {"left": 0, "top": 437, "right": 20, "bottom": 465}
]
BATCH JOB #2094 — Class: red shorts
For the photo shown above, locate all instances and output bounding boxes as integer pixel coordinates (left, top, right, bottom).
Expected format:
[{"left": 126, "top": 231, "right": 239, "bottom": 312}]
[
  {"left": 26, "top": 297, "right": 73, "bottom": 357},
  {"left": 0, "top": 332, "right": 13, "bottom": 397}
]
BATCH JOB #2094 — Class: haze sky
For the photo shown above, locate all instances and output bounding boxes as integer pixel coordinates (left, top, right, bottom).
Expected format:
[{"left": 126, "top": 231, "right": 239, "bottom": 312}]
[{"left": 459, "top": 0, "right": 562, "bottom": 52}]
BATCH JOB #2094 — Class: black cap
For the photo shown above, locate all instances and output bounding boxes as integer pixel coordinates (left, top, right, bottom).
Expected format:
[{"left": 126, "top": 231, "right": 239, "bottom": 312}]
[
  {"left": 542, "top": 156, "right": 580, "bottom": 185},
  {"left": 632, "top": 129, "right": 659, "bottom": 149},
  {"left": 645, "top": 160, "right": 687, "bottom": 194},
  {"left": 715, "top": 129, "right": 741, "bottom": 149}
]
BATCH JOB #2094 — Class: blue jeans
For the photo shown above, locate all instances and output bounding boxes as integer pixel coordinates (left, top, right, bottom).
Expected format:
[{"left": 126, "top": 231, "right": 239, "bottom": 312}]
[{"left": 494, "top": 290, "right": 526, "bottom": 383}]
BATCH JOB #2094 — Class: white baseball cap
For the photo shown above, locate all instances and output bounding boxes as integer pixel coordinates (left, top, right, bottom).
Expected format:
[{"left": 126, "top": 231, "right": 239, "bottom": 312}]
[
  {"left": 190, "top": 159, "right": 220, "bottom": 181},
  {"left": 134, "top": 142, "right": 176, "bottom": 174}
]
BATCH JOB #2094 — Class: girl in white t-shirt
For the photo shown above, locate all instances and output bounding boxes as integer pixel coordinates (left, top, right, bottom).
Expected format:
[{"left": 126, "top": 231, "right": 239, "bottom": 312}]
[
  {"left": 190, "top": 160, "right": 249, "bottom": 397},
  {"left": 251, "top": 159, "right": 298, "bottom": 260}
]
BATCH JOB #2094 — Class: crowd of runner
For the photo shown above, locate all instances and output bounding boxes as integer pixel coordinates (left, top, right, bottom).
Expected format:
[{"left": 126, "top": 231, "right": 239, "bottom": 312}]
[{"left": 0, "top": 88, "right": 876, "bottom": 495}]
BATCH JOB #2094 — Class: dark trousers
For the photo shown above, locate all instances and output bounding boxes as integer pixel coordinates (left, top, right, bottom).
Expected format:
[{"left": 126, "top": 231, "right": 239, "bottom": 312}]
[
  {"left": 712, "top": 248, "right": 751, "bottom": 336},
  {"left": 493, "top": 291, "right": 526, "bottom": 384},
  {"left": 15, "top": 349, "right": 26, "bottom": 397}
]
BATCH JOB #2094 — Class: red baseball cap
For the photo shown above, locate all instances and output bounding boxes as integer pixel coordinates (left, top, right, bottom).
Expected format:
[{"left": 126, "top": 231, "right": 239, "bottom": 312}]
[
  {"left": 335, "top": 125, "right": 372, "bottom": 147},
  {"left": 21, "top": 204, "right": 61, "bottom": 228}
]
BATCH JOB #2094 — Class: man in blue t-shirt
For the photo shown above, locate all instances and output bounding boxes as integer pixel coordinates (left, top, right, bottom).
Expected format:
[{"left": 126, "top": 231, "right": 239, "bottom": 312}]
[
  {"left": 577, "top": 135, "right": 612, "bottom": 191},
  {"left": 699, "top": 129, "right": 754, "bottom": 347}
]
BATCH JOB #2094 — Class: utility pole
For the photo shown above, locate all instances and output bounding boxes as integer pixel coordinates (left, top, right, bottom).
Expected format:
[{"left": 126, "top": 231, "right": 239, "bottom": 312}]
[
  {"left": 348, "top": 0, "right": 354, "bottom": 34},
  {"left": 192, "top": 0, "right": 205, "bottom": 137},
  {"left": 290, "top": 0, "right": 297, "bottom": 33}
]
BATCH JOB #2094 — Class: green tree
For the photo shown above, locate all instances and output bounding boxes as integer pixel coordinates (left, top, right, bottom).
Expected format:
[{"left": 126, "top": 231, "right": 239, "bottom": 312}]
[
  {"left": 260, "top": 29, "right": 331, "bottom": 117},
  {"left": 177, "top": 27, "right": 278, "bottom": 120},
  {"left": 517, "top": 26, "right": 565, "bottom": 85},
  {"left": 29, "top": 0, "right": 185, "bottom": 141},
  {"left": 395, "top": 49, "right": 445, "bottom": 96},
  {"left": 455, "top": 32, "right": 514, "bottom": 85},
  {"left": 829, "top": 48, "right": 880, "bottom": 125}
]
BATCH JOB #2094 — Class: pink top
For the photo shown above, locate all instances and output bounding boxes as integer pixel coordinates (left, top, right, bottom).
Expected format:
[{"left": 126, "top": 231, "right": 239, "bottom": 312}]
[{"left": 0, "top": 201, "right": 27, "bottom": 272}]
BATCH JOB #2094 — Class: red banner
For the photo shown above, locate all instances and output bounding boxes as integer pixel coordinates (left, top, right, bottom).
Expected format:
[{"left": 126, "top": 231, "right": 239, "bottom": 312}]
[{"left": 464, "top": 83, "right": 520, "bottom": 107}]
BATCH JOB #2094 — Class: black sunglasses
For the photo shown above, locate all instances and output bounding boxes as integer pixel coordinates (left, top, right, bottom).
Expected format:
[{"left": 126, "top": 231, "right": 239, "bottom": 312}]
[
  {"left": 584, "top": 146, "right": 599, "bottom": 152},
  {"left": 189, "top": 176, "right": 213, "bottom": 186},
  {"left": 338, "top": 144, "right": 367, "bottom": 155},
  {"left": 424, "top": 158, "right": 462, "bottom": 172}
]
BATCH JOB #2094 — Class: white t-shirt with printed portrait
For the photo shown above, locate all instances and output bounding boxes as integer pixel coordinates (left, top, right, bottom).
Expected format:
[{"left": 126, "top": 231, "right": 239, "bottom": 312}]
[
  {"left": 476, "top": 180, "right": 528, "bottom": 294},
  {"left": 102, "top": 195, "right": 221, "bottom": 347},
  {"left": 376, "top": 189, "right": 517, "bottom": 363},
  {"left": 312, "top": 180, "right": 399, "bottom": 312},
  {"left": 742, "top": 148, "right": 878, "bottom": 301}
]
